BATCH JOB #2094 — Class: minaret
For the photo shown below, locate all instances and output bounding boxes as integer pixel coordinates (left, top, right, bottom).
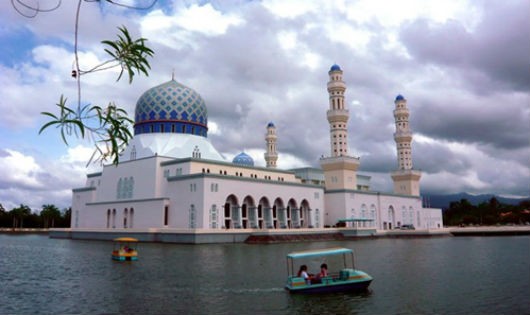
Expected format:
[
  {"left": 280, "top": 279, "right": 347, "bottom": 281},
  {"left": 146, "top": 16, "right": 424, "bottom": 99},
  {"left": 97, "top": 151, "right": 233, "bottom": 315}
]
[
  {"left": 391, "top": 95, "right": 421, "bottom": 196},
  {"left": 326, "top": 64, "right": 349, "bottom": 157},
  {"left": 320, "top": 64, "right": 360, "bottom": 191},
  {"left": 264, "top": 122, "right": 278, "bottom": 168}
]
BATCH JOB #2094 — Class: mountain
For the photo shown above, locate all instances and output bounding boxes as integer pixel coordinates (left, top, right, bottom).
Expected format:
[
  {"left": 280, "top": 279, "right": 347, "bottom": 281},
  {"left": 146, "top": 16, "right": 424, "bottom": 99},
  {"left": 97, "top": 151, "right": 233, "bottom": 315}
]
[{"left": 422, "top": 192, "right": 529, "bottom": 210}]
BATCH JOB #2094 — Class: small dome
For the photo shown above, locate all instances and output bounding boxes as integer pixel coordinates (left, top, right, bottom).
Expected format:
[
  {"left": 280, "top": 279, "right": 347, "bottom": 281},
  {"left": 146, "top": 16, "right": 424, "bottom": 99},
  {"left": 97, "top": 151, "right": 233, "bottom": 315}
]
[
  {"left": 134, "top": 79, "right": 208, "bottom": 137},
  {"left": 232, "top": 152, "right": 254, "bottom": 166},
  {"left": 329, "top": 64, "right": 341, "bottom": 72},
  {"left": 395, "top": 94, "right": 405, "bottom": 101},
  {"left": 267, "top": 122, "right": 275, "bottom": 128}
]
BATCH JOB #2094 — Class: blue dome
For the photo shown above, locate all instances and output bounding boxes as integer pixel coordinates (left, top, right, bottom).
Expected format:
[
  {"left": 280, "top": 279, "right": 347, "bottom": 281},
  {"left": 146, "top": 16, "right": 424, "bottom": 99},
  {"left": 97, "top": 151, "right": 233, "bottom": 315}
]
[
  {"left": 134, "top": 80, "right": 208, "bottom": 137},
  {"left": 330, "top": 64, "right": 341, "bottom": 72},
  {"left": 267, "top": 122, "right": 275, "bottom": 128},
  {"left": 232, "top": 152, "right": 254, "bottom": 166},
  {"left": 395, "top": 94, "right": 405, "bottom": 101}
]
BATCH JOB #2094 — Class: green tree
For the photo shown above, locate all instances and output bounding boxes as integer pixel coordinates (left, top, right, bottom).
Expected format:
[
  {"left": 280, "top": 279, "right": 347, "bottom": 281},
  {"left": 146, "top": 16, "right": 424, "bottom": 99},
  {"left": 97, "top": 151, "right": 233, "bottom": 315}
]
[
  {"left": 12, "top": 0, "right": 156, "bottom": 166},
  {"left": 40, "top": 204, "right": 61, "bottom": 228},
  {"left": 0, "top": 203, "right": 9, "bottom": 227},
  {"left": 10, "top": 204, "right": 32, "bottom": 228}
]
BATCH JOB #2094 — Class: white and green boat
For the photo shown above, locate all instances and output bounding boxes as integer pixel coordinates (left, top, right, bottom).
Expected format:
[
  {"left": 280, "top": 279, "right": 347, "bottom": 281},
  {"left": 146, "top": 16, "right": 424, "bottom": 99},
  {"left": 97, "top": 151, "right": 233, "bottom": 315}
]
[{"left": 285, "top": 247, "right": 373, "bottom": 294}]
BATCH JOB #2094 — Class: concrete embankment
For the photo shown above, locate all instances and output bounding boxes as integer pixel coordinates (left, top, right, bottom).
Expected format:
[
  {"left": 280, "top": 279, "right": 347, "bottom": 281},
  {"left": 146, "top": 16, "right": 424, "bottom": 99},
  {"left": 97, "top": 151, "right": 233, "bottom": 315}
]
[
  {"left": 448, "top": 226, "right": 530, "bottom": 236},
  {"left": 14, "top": 226, "right": 530, "bottom": 244}
]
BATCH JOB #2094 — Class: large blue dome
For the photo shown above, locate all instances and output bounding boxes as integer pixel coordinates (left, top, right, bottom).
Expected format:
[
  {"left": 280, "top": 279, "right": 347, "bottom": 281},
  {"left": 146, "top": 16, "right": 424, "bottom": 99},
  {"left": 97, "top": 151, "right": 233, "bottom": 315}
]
[
  {"left": 134, "top": 79, "right": 208, "bottom": 137},
  {"left": 232, "top": 152, "right": 254, "bottom": 166}
]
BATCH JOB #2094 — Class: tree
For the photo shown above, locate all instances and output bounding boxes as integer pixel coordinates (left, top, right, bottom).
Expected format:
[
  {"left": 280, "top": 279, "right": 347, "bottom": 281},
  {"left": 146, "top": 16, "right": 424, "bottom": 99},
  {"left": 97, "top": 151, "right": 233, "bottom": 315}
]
[
  {"left": 12, "top": 0, "right": 156, "bottom": 166},
  {"left": 40, "top": 204, "right": 61, "bottom": 228},
  {"left": 10, "top": 204, "right": 32, "bottom": 228}
]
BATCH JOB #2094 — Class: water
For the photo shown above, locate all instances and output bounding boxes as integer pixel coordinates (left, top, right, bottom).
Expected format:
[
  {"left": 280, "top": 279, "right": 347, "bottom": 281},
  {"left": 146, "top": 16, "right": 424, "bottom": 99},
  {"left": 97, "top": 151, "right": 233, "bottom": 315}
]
[{"left": 0, "top": 234, "right": 529, "bottom": 315}]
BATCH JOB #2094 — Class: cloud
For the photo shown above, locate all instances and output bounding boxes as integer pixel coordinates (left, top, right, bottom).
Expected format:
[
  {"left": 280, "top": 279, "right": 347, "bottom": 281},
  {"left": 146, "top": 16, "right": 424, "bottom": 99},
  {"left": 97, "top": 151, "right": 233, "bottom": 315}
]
[
  {"left": 0, "top": 146, "right": 91, "bottom": 211},
  {"left": 0, "top": 0, "right": 528, "bottom": 212}
]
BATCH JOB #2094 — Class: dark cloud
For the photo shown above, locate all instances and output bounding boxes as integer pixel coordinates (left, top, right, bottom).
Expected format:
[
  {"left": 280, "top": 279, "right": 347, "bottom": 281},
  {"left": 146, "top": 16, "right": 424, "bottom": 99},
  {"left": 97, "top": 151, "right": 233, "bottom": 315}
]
[
  {"left": 412, "top": 94, "right": 530, "bottom": 150},
  {"left": 400, "top": 0, "right": 530, "bottom": 93}
]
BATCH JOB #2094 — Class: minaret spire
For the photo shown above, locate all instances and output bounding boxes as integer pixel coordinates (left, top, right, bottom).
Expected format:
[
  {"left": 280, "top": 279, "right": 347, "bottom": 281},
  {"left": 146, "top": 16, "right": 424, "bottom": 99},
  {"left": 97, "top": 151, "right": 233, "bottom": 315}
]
[
  {"left": 264, "top": 122, "right": 278, "bottom": 168},
  {"left": 320, "top": 64, "right": 360, "bottom": 191},
  {"left": 391, "top": 95, "right": 421, "bottom": 196},
  {"left": 326, "top": 64, "right": 349, "bottom": 157},
  {"left": 393, "top": 94, "right": 413, "bottom": 170}
]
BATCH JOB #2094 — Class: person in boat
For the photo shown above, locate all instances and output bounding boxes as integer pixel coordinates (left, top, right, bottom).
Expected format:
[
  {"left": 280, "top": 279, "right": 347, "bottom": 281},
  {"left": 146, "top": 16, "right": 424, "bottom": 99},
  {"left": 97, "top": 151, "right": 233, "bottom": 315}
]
[
  {"left": 297, "top": 265, "right": 312, "bottom": 284},
  {"left": 311, "top": 263, "right": 329, "bottom": 284},
  {"left": 318, "top": 263, "right": 328, "bottom": 278}
]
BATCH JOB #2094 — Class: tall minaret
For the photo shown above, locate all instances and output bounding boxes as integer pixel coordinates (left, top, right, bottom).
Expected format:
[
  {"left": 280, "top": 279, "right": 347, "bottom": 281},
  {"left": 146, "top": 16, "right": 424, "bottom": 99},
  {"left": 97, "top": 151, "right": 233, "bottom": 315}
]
[
  {"left": 326, "top": 64, "right": 349, "bottom": 157},
  {"left": 320, "top": 64, "right": 360, "bottom": 191},
  {"left": 391, "top": 95, "right": 421, "bottom": 196},
  {"left": 264, "top": 122, "right": 278, "bottom": 168}
]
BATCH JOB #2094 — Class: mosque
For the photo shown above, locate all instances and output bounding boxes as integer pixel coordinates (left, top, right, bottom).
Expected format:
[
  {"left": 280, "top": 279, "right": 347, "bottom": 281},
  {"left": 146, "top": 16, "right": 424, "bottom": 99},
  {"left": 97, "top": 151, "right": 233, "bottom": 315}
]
[{"left": 67, "top": 64, "right": 443, "bottom": 242}]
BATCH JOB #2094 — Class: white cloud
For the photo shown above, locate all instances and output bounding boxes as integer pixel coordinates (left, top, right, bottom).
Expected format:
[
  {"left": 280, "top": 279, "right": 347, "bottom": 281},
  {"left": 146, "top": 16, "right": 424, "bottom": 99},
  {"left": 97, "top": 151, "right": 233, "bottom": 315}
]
[
  {"left": 263, "top": 0, "right": 321, "bottom": 18},
  {"left": 0, "top": 149, "right": 42, "bottom": 189}
]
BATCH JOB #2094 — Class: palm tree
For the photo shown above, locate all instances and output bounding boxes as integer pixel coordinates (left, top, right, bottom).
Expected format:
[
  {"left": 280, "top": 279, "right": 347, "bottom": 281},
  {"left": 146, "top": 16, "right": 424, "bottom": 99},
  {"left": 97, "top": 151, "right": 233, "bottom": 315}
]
[
  {"left": 10, "top": 204, "right": 31, "bottom": 228},
  {"left": 41, "top": 204, "right": 61, "bottom": 228}
]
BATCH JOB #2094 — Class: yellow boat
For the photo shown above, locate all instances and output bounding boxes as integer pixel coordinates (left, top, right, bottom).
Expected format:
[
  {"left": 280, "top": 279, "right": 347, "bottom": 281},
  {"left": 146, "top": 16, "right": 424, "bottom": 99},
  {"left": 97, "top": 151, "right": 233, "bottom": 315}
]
[{"left": 111, "top": 237, "right": 139, "bottom": 261}]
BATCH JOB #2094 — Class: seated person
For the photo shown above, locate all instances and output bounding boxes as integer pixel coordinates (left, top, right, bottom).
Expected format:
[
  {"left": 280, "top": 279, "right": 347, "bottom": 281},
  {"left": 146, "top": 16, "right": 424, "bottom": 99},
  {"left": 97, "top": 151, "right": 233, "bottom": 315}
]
[
  {"left": 318, "top": 263, "right": 328, "bottom": 278},
  {"left": 312, "top": 263, "right": 329, "bottom": 284},
  {"left": 297, "top": 265, "right": 312, "bottom": 284}
]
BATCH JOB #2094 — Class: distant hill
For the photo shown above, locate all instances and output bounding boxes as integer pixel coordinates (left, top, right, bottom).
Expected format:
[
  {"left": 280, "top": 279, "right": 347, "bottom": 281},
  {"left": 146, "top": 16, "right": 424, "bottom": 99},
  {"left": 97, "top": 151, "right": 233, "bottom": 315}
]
[{"left": 423, "top": 192, "right": 529, "bottom": 209}]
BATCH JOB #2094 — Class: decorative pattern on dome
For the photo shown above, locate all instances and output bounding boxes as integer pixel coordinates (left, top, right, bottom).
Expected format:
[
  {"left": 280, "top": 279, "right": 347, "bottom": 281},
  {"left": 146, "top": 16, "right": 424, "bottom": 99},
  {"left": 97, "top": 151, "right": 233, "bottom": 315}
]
[
  {"left": 395, "top": 94, "right": 405, "bottom": 101},
  {"left": 232, "top": 152, "right": 254, "bottom": 166},
  {"left": 134, "top": 80, "right": 208, "bottom": 137},
  {"left": 330, "top": 64, "right": 341, "bottom": 72}
]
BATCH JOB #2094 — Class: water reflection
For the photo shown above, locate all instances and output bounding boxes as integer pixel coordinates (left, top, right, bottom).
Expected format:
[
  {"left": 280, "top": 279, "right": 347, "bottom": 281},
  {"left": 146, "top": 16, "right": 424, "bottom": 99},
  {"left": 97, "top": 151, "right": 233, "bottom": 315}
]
[{"left": 0, "top": 235, "right": 529, "bottom": 315}]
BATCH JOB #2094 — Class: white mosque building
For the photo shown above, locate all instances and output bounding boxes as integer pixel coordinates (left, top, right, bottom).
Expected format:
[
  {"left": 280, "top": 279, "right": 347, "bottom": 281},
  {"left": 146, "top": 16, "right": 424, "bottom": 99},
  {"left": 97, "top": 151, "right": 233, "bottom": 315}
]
[{"left": 66, "top": 64, "right": 443, "bottom": 242}]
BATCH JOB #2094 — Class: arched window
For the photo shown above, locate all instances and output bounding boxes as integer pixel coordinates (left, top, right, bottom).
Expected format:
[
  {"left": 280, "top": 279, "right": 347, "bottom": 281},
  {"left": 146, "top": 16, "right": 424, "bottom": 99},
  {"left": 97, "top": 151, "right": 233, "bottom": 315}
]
[
  {"left": 123, "top": 208, "right": 128, "bottom": 228},
  {"left": 130, "top": 208, "right": 134, "bottom": 228},
  {"left": 189, "top": 205, "right": 196, "bottom": 228},
  {"left": 117, "top": 178, "right": 123, "bottom": 199},
  {"left": 112, "top": 209, "right": 116, "bottom": 228},
  {"left": 210, "top": 205, "right": 217, "bottom": 229}
]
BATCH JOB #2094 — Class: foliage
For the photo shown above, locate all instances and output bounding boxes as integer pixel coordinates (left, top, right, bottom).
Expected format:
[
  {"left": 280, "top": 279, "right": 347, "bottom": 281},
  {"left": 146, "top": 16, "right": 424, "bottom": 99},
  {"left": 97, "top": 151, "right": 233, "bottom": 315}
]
[
  {"left": 13, "top": 0, "right": 156, "bottom": 166},
  {"left": 443, "top": 197, "right": 530, "bottom": 226},
  {"left": 0, "top": 204, "right": 71, "bottom": 228}
]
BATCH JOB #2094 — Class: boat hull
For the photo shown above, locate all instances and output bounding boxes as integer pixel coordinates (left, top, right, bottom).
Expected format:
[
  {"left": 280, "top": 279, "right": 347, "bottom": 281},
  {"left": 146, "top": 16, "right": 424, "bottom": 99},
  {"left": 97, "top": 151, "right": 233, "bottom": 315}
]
[
  {"left": 286, "top": 279, "right": 372, "bottom": 294},
  {"left": 112, "top": 255, "right": 138, "bottom": 261}
]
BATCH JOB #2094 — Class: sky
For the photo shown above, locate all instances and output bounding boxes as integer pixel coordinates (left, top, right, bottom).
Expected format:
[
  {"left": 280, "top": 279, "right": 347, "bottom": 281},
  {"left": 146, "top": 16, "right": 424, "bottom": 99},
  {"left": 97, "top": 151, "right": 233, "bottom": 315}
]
[{"left": 0, "top": 0, "right": 528, "bottom": 212}]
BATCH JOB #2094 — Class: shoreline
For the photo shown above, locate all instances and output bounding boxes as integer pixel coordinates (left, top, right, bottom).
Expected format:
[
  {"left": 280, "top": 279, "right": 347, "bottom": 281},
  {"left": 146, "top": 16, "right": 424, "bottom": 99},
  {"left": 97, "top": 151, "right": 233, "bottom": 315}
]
[{"left": 3, "top": 226, "right": 529, "bottom": 243}]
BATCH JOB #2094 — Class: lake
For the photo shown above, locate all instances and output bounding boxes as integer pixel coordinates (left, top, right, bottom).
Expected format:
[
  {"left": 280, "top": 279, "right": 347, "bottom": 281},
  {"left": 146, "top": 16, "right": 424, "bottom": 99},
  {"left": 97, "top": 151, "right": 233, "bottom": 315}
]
[{"left": 0, "top": 234, "right": 528, "bottom": 314}]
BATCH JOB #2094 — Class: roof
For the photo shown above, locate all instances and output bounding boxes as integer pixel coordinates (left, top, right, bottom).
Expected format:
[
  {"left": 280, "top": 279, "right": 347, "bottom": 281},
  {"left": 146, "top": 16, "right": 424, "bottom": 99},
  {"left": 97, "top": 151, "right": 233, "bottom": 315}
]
[
  {"left": 113, "top": 237, "right": 139, "bottom": 242},
  {"left": 287, "top": 247, "right": 352, "bottom": 259}
]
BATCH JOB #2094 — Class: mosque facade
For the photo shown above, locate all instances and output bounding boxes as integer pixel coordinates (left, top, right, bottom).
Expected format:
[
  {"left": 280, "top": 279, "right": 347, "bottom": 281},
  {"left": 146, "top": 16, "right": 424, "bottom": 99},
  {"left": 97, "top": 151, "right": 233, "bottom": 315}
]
[{"left": 70, "top": 65, "right": 443, "bottom": 236}]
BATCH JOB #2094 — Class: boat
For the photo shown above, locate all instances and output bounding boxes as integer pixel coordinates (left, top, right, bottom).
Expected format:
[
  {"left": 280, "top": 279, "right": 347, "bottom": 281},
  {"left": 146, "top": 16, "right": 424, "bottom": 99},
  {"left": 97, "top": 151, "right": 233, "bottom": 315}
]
[
  {"left": 285, "top": 247, "right": 373, "bottom": 293},
  {"left": 111, "top": 237, "right": 139, "bottom": 261}
]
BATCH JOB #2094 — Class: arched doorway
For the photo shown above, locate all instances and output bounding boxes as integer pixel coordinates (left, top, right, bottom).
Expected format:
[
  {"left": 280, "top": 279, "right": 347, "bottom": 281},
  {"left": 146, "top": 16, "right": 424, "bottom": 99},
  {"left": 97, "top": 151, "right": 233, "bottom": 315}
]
[
  {"left": 274, "top": 198, "right": 285, "bottom": 229},
  {"left": 259, "top": 197, "right": 271, "bottom": 229},
  {"left": 388, "top": 206, "right": 395, "bottom": 229},
  {"left": 300, "top": 199, "right": 310, "bottom": 228},
  {"left": 224, "top": 194, "right": 240, "bottom": 229},
  {"left": 242, "top": 195, "right": 256, "bottom": 229},
  {"left": 287, "top": 199, "right": 298, "bottom": 228}
]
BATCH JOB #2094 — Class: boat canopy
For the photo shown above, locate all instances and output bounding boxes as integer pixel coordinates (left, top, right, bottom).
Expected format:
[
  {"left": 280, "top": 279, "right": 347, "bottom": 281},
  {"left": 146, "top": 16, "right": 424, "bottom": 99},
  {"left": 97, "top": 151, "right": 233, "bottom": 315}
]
[
  {"left": 113, "top": 237, "right": 139, "bottom": 242},
  {"left": 287, "top": 247, "right": 352, "bottom": 259}
]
